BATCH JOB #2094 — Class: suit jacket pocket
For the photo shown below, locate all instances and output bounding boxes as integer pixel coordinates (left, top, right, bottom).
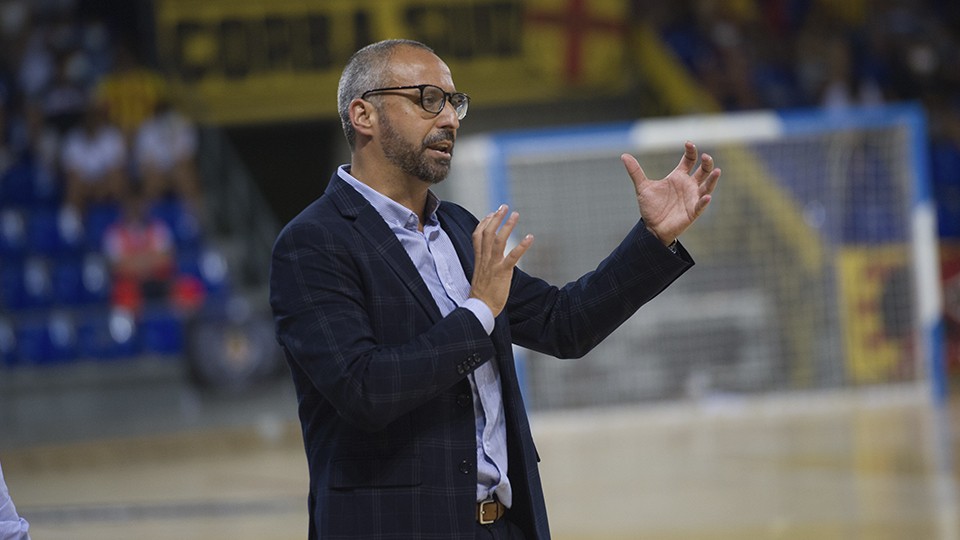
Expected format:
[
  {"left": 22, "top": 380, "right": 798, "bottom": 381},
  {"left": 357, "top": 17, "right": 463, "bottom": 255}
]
[{"left": 331, "top": 456, "right": 421, "bottom": 490}]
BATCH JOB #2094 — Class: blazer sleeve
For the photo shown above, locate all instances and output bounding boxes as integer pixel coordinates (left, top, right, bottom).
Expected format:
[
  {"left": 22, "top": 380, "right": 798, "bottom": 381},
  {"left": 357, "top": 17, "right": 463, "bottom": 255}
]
[
  {"left": 505, "top": 219, "right": 694, "bottom": 359},
  {"left": 270, "top": 218, "right": 496, "bottom": 433}
]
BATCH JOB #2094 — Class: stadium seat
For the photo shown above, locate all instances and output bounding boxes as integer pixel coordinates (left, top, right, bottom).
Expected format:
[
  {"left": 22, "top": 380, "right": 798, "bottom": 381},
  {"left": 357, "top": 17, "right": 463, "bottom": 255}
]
[
  {"left": 80, "top": 252, "right": 111, "bottom": 305},
  {"left": 76, "top": 307, "right": 140, "bottom": 360},
  {"left": 0, "top": 262, "right": 24, "bottom": 310},
  {"left": 43, "top": 311, "right": 78, "bottom": 364},
  {"left": 0, "top": 208, "right": 27, "bottom": 259},
  {"left": 83, "top": 202, "right": 121, "bottom": 251},
  {"left": 51, "top": 257, "right": 85, "bottom": 306},
  {"left": 20, "top": 256, "right": 53, "bottom": 310},
  {"left": 12, "top": 312, "right": 79, "bottom": 365},
  {"left": 14, "top": 317, "right": 47, "bottom": 365},
  {"left": 150, "top": 198, "right": 202, "bottom": 249},
  {"left": 139, "top": 305, "right": 184, "bottom": 355},
  {"left": 0, "top": 161, "right": 38, "bottom": 207},
  {"left": 27, "top": 207, "right": 61, "bottom": 255}
]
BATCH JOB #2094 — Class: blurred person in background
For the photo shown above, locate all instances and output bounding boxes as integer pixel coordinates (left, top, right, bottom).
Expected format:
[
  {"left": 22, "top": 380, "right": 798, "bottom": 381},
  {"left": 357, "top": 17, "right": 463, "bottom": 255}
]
[
  {"left": 0, "top": 460, "right": 30, "bottom": 540},
  {"left": 94, "top": 43, "right": 166, "bottom": 143},
  {"left": 60, "top": 97, "right": 126, "bottom": 214},
  {"left": 134, "top": 97, "right": 204, "bottom": 213},
  {"left": 270, "top": 39, "right": 720, "bottom": 540},
  {"left": 102, "top": 182, "right": 173, "bottom": 312},
  {"left": 102, "top": 182, "right": 204, "bottom": 315}
]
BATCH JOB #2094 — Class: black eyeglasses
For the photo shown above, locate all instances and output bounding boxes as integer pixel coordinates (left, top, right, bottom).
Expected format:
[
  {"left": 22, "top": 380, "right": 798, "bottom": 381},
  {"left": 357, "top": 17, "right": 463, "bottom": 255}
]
[{"left": 361, "top": 84, "right": 470, "bottom": 120}]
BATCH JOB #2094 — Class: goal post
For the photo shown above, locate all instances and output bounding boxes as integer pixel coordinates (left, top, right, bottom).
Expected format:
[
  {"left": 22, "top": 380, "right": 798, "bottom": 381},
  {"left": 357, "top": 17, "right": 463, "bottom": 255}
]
[{"left": 443, "top": 103, "right": 944, "bottom": 410}]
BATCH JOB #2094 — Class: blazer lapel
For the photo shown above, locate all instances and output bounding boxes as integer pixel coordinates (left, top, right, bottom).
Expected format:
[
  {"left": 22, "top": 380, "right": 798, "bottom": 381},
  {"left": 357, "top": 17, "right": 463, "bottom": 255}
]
[{"left": 326, "top": 175, "right": 443, "bottom": 322}]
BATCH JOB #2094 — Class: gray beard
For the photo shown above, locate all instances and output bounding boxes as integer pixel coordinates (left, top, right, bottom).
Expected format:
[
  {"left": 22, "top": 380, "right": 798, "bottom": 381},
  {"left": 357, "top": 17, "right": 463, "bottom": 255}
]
[{"left": 380, "top": 114, "right": 453, "bottom": 185}]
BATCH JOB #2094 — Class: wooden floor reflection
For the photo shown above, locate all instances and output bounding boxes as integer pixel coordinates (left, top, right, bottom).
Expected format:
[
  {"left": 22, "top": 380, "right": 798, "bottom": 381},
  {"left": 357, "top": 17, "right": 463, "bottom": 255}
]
[{"left": 3, "top": 387, "right": 958, "bottom": 540}]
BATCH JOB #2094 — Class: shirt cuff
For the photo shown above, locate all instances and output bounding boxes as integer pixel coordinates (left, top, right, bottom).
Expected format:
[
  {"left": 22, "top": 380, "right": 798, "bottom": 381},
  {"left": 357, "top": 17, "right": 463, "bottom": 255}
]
[{"left": 461, "top": 298, "right": 495, "bottom": 335}]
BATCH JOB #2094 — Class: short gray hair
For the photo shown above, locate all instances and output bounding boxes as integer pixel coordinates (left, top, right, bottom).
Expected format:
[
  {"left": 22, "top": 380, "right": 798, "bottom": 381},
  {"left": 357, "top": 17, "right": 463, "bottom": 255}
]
[{"left": 337, "top": 39, "right": 434, "bottom": 149}]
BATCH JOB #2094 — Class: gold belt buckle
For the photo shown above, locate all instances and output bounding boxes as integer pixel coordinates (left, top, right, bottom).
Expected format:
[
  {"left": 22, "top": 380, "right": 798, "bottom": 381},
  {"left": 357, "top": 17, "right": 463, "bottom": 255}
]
[{"left": 478, "top": 498, "right": 498, "bottom": 525}]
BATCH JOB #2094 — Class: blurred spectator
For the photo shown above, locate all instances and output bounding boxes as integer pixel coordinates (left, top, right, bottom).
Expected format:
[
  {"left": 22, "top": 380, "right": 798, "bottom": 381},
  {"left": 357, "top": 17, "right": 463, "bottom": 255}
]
[
  {"left": 102, "top": 183, "right": 175, "bottom": 312},
  {"left": 40, "top": 50, "right": 86, "bottom": 132},
  {"left": 102, "top": 184, "right": 204, "bottom": 314},
  {"left": 819, "top": 36, "right": 884, "bottom": 110},
  {"left": 60, "top": 98, "right": 126, "bottom": 214},
  {"left": 94, "top": 43, "right": 166, "bottom": 141},
  {"left": 134, "top": 98, "right": 203, "bottom": 213}
]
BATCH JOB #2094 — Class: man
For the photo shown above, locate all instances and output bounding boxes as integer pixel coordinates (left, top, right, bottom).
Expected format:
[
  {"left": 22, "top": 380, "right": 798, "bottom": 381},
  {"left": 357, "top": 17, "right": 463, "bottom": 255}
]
[
  {"left": 270, "top": 39, "right": 720, "bottom": 540},
  {"left": 0, "top": 461, "right": 31, "bottom": 540}
]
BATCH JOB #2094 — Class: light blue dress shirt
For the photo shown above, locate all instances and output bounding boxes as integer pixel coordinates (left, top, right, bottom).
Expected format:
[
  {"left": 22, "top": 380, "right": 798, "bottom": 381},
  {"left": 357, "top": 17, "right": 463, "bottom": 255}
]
[
  {"left": 0, "top": 462, "right": 30, "bottom": 540},
  {"left": 338, "top": 166, "right": 512, "bottom": 507}
]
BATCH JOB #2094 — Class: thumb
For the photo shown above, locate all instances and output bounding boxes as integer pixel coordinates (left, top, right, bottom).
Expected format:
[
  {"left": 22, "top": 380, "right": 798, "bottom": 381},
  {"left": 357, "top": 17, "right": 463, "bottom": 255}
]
[{"left": 621, "top": 153, "right": 648, "bottom": 190}]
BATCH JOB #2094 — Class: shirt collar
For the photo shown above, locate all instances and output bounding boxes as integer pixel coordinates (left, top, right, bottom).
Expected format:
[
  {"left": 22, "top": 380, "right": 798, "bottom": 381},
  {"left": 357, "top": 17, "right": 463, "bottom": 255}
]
[{"left": 338, "top": 165, "right": 440, "bottom": 230}]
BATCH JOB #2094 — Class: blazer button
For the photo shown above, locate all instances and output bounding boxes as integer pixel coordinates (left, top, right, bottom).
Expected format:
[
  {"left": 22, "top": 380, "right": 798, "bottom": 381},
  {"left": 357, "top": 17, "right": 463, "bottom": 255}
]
[
  {"left": 456, "top": 394, "right": 472, "bottom": 408},
  {"left": 459, "top": 460, "right": 473, "bottom": 475}
]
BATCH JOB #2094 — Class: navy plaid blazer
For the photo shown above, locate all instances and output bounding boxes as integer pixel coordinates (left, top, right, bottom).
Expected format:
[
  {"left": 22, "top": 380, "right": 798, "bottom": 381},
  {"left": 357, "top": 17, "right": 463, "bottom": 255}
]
[{"left": 270, "top": 174, "right": 693, "bottom": 539}]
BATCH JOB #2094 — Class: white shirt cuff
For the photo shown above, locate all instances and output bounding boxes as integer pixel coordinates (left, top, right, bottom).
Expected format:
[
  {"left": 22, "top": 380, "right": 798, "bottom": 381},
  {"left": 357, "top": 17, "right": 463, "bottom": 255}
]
[{"left": 461, "top": 298, "right": 495, "bottom": 335}]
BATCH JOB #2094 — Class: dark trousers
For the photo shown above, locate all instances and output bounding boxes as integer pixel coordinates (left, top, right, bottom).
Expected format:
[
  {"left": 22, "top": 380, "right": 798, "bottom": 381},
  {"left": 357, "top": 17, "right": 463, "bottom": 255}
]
[{"left": 475, "top": 516, "right": 527, "bottom": 539}]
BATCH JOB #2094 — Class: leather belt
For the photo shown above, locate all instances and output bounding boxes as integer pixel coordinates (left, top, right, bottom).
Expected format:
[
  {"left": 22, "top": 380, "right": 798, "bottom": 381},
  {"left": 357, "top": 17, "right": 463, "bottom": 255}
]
[{"left": 477, "top": 497, "right": 507, "bottom": 525}]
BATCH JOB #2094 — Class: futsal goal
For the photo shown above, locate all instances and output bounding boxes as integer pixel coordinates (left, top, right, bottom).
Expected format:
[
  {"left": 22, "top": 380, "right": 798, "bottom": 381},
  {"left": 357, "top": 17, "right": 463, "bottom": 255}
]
[{"left": 443, "top": 103, "right": 944, "bottom": 411}]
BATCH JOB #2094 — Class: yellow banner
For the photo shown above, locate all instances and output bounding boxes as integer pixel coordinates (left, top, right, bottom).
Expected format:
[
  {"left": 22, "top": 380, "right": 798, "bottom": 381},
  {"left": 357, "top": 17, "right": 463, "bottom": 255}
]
[
  {"left": 837, "top": 246, "right": 914, "bottom": 384},
  {"left": 154, "top": 0, "right": 630, "bottom": 124}
]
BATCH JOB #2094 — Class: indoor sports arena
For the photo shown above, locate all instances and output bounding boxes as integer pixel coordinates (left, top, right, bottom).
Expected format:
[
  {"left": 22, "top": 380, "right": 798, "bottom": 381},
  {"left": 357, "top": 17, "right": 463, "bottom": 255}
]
[{"left": 1, "top": 1, "right": 959, "bottom": 539}]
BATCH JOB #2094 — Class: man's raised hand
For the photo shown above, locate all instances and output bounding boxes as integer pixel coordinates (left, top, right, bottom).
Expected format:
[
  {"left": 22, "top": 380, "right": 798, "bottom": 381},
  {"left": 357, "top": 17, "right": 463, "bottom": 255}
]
[
  {"left": 469, "top": 205, "right": 534, "bottom": 317},
  {"left": 621, "top": 141, "right": 720, "bottom": 245}
]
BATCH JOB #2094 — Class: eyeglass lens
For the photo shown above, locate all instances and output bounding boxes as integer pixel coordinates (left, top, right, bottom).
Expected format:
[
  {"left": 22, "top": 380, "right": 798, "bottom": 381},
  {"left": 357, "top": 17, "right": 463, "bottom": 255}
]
[{"left": 422, "top": 85, "right": 469, "bottom": 119}]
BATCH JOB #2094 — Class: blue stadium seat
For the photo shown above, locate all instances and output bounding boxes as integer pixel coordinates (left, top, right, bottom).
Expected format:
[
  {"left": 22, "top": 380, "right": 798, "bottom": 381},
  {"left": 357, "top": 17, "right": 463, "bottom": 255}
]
[
  {"left": 43, "top": 311, "right": 78, "bottom": 364},
  {"left": 0, "top": 159, "right": 60, "bottom": 209},
  {"left": 26, "top": 207, "right": 61, "bottom": 255},
  {"left": 80, "top": 252, "right": 111, "bottom": 305},
  {"left": 139, "top": 305, "right": 184, "bottom": 355},
  {"left": 0, "top": 208, "right": 27, "bottom": 259},
  {"left": 20, "top": 256, "right": 53, "bottom": 310},
  {"left": 52, "top": 257, "right": 84, "bottom": 306},
  {"left": 13, "top": 312, "right": 78, "bottom": 365},
  {"left": 83, "top": 202, "right": 121, "bottom": 251},
  {"left": 76, "top": 307, "right": 139, "bottom": 360},
  {"left": 14, "top": 317, "right": 47, "bottom": 365},
  {"left": 0, "top": 161, "right": 38, "bottom": 207},
  {"left": 150, "top": 198, "right": 202, "bottom": 249},
  {"left": 0, "top": 262, "right": 24, "bottom": 310}
]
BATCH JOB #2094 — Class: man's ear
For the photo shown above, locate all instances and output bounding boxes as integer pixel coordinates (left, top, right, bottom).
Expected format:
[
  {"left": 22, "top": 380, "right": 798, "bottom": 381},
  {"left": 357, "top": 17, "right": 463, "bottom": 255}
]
[{"left": 350, "top": 98, "right": 376, "bottom": 139}]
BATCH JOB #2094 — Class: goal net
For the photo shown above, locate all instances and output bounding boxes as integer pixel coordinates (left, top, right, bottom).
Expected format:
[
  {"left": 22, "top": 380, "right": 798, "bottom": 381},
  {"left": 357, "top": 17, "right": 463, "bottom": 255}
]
[{"left": 443, "top": 104, "right": 943, "bottom": 410}]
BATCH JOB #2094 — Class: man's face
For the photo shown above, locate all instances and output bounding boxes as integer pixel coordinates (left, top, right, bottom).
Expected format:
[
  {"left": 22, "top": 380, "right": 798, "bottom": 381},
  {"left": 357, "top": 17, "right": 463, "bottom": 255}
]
[{"left": 373, "top": 47, "right": 460, "bottom": 185}]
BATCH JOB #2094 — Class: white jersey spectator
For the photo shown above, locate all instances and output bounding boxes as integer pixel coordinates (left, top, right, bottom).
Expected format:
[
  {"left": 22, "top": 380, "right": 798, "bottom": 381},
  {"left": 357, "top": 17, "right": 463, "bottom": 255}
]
[{"left": 134, "top": 105, "right": 196, "bottom": 174}]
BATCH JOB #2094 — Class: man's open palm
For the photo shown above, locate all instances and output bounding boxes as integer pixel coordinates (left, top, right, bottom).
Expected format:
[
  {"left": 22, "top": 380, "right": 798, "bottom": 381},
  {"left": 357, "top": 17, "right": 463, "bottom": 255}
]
[{"left": 621, "top": 141, "right": 720, "bottom": 245}]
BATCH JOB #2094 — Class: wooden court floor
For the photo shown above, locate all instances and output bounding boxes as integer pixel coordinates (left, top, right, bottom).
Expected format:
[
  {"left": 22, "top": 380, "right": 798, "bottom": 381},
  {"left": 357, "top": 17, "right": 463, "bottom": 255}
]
[{"left": 2, "top": 388, "right": 958, "bottom": 540}]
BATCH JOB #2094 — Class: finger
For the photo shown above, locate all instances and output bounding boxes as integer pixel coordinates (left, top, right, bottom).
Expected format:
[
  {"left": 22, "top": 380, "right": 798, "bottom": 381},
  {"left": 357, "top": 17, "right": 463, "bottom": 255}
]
[
  {"left": 620, "top": 153, "right": 648, "bottom": 189},
  {"left": 474, "top": 206, "right": 504, "bottom": 259},
  {"left": 497, "top": 211, "right": 520, "bottom": 243},
  {"left": 694, "top": 194, "right": 712, "bottom": 217},
  {"left": 694, "top": 153, "right": 714, "bottom": 183},
  {"left": 700, "top": 167, "right": 721, "bottom": 197},
  {"left": 503, "top": 234, "right": 534, "bottom": 267},
  {"left": 677, "top": 140, "right": 698, "bottom": 175},
  {"left": 481, "top": 204, "right": 508, "bottom": 237}
]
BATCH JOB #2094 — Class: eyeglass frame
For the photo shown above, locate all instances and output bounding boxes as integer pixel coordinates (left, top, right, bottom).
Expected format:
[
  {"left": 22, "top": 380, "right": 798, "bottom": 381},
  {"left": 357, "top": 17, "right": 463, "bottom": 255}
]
[{"left": 360, "top": 84, "right": 470, "bottom": 120}]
